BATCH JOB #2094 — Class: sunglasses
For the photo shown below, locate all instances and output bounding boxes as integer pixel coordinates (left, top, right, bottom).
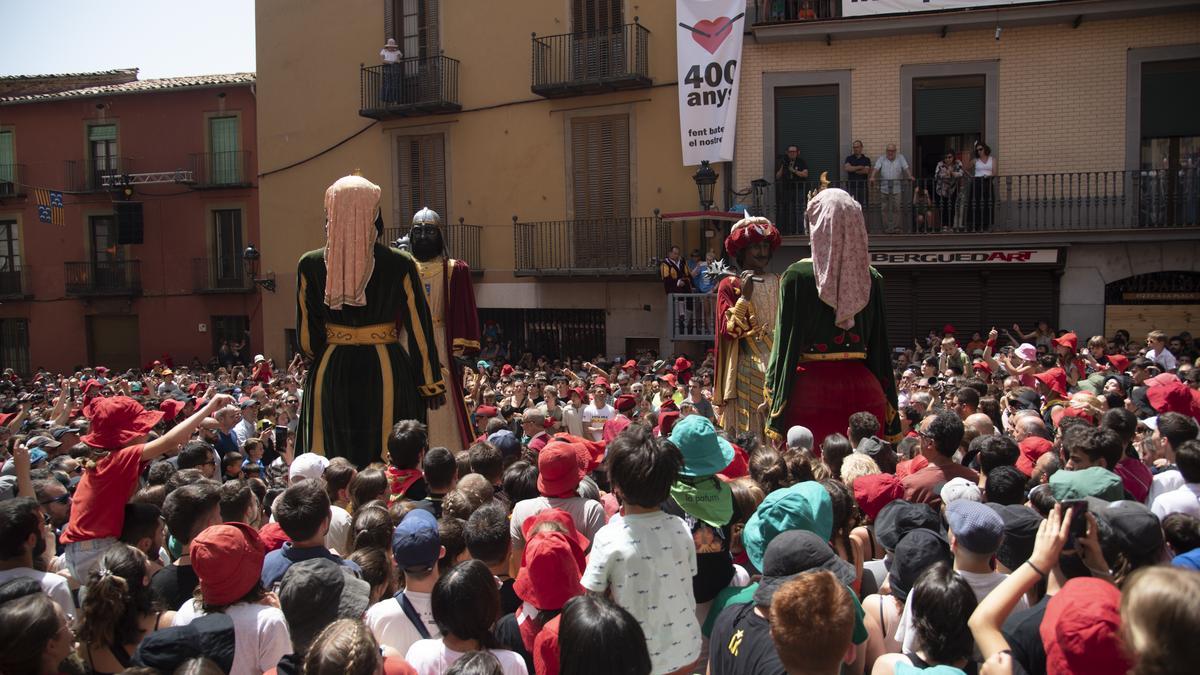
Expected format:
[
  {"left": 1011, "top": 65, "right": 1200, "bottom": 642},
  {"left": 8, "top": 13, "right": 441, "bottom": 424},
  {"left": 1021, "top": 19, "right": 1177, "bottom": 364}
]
[{"left": 40, "top": 494, "right": 71, "bottom": 506}]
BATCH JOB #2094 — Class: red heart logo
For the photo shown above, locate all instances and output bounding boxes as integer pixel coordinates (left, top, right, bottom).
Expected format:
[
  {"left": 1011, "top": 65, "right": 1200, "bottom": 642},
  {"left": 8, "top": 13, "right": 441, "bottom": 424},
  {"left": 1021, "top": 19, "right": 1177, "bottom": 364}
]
[{"left": 690, "top": 17, "right": 733, "bottom": 55}]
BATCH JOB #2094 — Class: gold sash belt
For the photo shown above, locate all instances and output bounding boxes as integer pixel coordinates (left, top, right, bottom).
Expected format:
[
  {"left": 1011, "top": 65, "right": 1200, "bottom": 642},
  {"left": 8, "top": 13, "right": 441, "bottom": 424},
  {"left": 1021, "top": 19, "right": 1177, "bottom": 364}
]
[
  {"left": 326, "top": 323, "right": 400, "bottom": 345},
  {"left": 797, "top": 352, "right": 867, "bottom": 363}
]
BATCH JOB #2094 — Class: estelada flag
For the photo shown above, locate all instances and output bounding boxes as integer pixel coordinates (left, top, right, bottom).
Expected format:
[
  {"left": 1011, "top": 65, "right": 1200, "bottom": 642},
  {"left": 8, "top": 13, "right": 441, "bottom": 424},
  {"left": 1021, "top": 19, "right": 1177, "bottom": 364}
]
[{"left": 33, "top": 188, "right": 65, "bottom": 225}]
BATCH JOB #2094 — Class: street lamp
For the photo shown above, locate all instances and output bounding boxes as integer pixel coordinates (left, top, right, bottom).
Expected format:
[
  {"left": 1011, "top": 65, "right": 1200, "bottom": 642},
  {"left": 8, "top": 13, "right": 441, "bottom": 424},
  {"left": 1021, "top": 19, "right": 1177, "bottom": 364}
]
[
  {"left": 693, "top": 160, "right": 718, "bottom": 211},
  {"left": 242, "top": 244, "right": 276, "bottom": 292}
]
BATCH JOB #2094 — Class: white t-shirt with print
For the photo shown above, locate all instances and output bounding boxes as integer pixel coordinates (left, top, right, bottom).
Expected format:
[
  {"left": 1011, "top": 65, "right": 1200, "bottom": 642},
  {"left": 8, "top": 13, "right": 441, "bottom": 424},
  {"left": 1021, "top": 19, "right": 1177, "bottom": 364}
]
[
  {"left": 580, "top": 404, "right": 615, "bottom": 441},
  {"left": 173, "top": 599, "right": 291, "bottom": 675},
  {"left": 404, "top": 639, "right": 527, "bottom": 675},
  {"left": 581, "top": 510, "right": 701, "bottom": 675}
]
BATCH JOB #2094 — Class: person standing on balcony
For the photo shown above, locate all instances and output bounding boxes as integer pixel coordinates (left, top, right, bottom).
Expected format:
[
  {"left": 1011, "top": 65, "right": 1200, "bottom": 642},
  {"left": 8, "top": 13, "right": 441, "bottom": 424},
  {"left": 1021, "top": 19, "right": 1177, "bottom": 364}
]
[
  {"left": 662, "top": 245, "right": 694, "bottom": 336},
  {"left": 843, "top": 140, "right": 872, "bottom": 213},
  {"left": 380, "top": 38, "right": 403, "bottom": 103},
  {"left": 714, "top": 216, "right": 782, "bottom": 442},
  {"left": 968, "top": 141, "right": 996, "bottom": 231},
  {"left": 934, "top": 150, "right": 966, "bottom": 231},
  {"left": 869, "top": 144, "right": 912, "bottom": 234},
  {"left": 775, "top": 145, "right": 808, "bottom": 233}
]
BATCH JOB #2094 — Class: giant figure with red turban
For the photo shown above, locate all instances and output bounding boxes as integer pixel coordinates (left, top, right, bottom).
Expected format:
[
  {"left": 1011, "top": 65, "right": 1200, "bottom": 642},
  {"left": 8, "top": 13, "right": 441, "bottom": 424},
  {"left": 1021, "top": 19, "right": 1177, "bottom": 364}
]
[
  {"left": 765, "top": 188, "right": 900, "bottom": 446},
  {"left": 714, "top": 215, "right": 783, "bottom": 441}
]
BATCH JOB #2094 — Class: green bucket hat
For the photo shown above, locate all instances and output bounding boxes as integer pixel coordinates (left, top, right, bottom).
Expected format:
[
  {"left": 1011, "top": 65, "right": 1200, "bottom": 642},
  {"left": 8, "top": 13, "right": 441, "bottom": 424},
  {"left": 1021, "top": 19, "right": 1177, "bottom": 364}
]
[
  {"left": 1049, "top": 466, "right": 1124, "bottom": 502},
  {"left": 668, "top": 414, "right": 735, "bottom": 477},
  {"left": 742, "top": 481, "right": 833, "bottom": 572}
]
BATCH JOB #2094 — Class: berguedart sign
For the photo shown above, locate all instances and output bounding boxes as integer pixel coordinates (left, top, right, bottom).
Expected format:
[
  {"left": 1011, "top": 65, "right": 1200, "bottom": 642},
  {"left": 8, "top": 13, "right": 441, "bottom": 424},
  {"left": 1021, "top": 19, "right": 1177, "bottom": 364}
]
[
  {"left": 676, "top": 0, "right": 745, "bottom": 166},
  {"left": 869, "top": 249, "right": 1060, "bottom": 266},
  {"left": 842, "top": 0, "right": 1055, "bottom": 17}
]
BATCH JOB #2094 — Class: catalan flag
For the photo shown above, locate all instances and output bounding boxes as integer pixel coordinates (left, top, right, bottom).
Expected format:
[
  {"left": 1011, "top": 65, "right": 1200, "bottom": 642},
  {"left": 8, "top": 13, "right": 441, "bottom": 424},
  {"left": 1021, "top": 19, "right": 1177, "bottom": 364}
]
[{"left": 33, "top": 188, "right": 64, "bottom": 225}]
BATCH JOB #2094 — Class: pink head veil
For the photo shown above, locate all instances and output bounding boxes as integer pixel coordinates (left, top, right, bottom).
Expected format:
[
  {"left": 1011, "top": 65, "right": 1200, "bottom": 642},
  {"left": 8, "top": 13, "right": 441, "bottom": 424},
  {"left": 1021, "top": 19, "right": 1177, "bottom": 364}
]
[
  {"left": 323, "top": 175, "right": 381, "bottom": 310},
  {"left": 805, "top": 188, "right": 871, "bottom": 330}
]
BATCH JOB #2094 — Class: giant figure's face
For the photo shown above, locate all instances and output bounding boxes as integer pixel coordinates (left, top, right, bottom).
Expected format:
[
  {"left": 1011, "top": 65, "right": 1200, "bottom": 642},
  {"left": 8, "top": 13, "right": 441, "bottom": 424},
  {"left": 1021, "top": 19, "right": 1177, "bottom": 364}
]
[
  {"left": 737, "top": 240, "right": 773, "bottom": 274},
  {"left": 409, "top": 223, "right": 443, "bottom": 262}
]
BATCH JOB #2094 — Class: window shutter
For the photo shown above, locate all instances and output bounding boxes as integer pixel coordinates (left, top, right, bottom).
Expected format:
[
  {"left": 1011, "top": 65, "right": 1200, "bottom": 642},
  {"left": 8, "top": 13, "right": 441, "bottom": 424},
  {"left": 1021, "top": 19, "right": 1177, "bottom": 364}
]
[
  {"left": 915, "top": 87, "right": 984, "bottom": 136},
  {"left": 1141, "top": 60, "right": 1200, "bottom": 138},
  {"left": 396, "top": 134, "right": 447, "bottom": 226},
  {"left": 88, "top": 125, "right": 117, "bottom": 142},
  {"left": 0, "top": 132, "right": 13, "bottom": 183},
  {"left": 775, "top": 87, "right": 839, "bottom": 183},
  {"left": 571, "top": 114, "right": 630, "bottom": 220},
  {"left": 209, "top": 117, "right": 240, "bottom": 184}
]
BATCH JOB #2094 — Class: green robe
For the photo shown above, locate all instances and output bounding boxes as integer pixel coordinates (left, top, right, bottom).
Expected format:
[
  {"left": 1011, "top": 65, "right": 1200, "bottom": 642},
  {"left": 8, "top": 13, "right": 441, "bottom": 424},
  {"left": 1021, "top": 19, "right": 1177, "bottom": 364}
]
[
  {"left": 295, "top": 244, "right": 445, "bottom": 467},
  {"left": 765, "top": 259, "right": 901, "bottom": 441}
]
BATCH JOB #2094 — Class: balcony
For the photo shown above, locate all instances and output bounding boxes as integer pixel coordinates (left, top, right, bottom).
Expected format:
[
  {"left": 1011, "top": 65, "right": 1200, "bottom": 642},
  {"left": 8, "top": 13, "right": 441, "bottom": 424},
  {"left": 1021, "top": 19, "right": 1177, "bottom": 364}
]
[
  {"left": 382, "top": 220, "right": 485, "bottom": 272},
  {"left": 191, "top": 258, "right": 252, "bottom": 293},
  {"left": 531, "top": 23, "right": 652, "bottom": 98},
  {"left": 359, "top": 56, "right": 462, "bottom": 120},
  {"left": 0, "top": 267, "right": 31, "bottom": 299},
  {"left": 189, "top": 151, "right": 252, "bottom": 188},
  {"left": 514, "top": 216, "right": 669, "bottom": 276},
  {"left": 668, "top": 292, "right": 718, "bottom": 342},
  {"left": 752, "top": 170, "right": 1200, "bottom": 237},
  {"left": 65, "top": 157, "right": 134, "bottom": 192},
  {"left": 64, "top": 261, "right": 142, "bottom": 296},
  {"left": 0, "top": 164, "right": 24, "bottom": 197}
]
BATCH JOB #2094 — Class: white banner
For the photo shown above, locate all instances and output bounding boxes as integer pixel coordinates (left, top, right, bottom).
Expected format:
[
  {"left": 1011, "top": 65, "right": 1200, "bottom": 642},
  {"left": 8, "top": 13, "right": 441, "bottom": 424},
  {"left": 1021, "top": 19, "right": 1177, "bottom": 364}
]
[
  {"left": 869, "top": 249, "right": 1060, "bottom": 266},
  {"left": 843, "top": 0, "right": 1056, "bottom": 17},
  {"left": 676, "top": 0, "right": 745, "bottom": 166}
]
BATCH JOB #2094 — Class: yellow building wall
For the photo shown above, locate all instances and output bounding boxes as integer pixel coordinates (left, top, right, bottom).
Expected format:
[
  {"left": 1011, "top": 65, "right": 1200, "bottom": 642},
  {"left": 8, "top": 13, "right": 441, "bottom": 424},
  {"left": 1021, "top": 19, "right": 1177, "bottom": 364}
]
[
  {"left": 733, "top": 12, "right": 1200, "bottom": 187},
  {"left": 256, "top": 1, "right": 705, "bottom": 360}
]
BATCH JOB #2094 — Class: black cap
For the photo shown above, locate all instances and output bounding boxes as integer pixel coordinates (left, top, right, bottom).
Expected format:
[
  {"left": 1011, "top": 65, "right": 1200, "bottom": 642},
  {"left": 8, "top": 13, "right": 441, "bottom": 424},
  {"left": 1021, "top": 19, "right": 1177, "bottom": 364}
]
[
  {"left": 133, "top": 612, "right": 236, "bottom": 673},
  {"left": 278, "top": 558, "right": 372, "bottom": 653},
  {"left": 887, "top": 528, "right": 952, "bottom": 602},
  {"left": 986, "top": 503, "right": 1044, "bottom": 571},
  {"left": 752, "top": 530, "right": 855, "bottom": 607},
  {"left": 1089, "top": 497, "right": 1163, "bottom": 559},
  {"left": 875, "top": 499, "right": 943, "bottom": 551}
]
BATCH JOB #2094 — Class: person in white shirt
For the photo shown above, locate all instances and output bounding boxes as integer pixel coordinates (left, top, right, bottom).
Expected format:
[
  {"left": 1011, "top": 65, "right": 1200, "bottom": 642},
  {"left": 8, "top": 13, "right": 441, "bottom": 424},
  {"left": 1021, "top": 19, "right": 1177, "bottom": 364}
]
[
  {"left": 1151, "top": 439, "right": 1200, "bottom": 519},
  {"left": 1145, "top": 330, "right": 1178, "bottom": 371},
  {"left": 156, "top": 369, "right": 184, "bottom": 398},
  {"left": 580, "top": 383, "right": 615, "bottom": 442},
  {"left": 0, "top": 498, "right": 75, "bottom": 620},
  {"left": 1144, "top": 413, "right": 1200, "bottom": 505},
  {"left": 404, "top": 559, "right": 528, "bottom": 675},
  {"left": 869, "top": 144, "right": 914, "bottom": 233},
  {"left": 366, "top": 509, "right": 444, "bottom": 656},
  {"left": 232, "top": 399, "right": 259, "bottom": 449}
]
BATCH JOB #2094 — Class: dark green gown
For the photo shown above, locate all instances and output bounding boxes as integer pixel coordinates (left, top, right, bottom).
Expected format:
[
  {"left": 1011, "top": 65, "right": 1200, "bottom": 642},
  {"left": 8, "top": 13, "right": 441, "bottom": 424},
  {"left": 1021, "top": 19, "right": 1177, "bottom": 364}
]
[{"left": 295, "top": 243, "right": 445, "bottom": 467}]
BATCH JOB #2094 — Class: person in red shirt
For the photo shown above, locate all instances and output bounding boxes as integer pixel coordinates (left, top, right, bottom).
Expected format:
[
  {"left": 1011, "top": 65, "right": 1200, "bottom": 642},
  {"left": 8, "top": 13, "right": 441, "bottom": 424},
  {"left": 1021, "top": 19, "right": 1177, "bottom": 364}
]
[
  {"left": 252, "top": 354, "right": 273, "bottom": 384},
  {"left": 900, "top": 411, "right": 979, "bottom": 507},
  {"left": 61, "top": 392, "right": 233, "bottom": 583}
]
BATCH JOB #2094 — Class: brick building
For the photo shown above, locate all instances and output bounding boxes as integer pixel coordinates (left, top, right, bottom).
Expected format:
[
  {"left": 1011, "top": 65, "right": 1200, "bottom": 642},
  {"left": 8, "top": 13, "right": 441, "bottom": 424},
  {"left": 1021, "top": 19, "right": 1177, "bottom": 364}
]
[{"left": 0, "top": 69, "right": 262, "bottom": 373}]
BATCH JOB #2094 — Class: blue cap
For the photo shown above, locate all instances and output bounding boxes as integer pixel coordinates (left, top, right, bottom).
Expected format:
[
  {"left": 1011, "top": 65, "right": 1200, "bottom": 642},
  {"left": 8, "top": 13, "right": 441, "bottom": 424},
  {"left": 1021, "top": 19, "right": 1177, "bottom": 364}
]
[
  {"left": 946, "top": 499, "right": 1005, "bottom": 555},
  {"left": 391, "top": 509, "right": 440, "bottom": 569},
  {"left": 487, "top": 430, "right": 521, "bottom": 458}
]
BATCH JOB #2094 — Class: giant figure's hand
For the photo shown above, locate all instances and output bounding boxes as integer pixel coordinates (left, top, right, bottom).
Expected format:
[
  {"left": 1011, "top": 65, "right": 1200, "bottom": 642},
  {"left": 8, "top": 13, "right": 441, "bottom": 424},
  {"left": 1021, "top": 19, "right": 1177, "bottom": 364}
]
[
  {"left": 740, "top": 271, "right": 756, "bottom": 300},
  {"left": 427, "top": 394, "right": 446, "bottom": 410}
]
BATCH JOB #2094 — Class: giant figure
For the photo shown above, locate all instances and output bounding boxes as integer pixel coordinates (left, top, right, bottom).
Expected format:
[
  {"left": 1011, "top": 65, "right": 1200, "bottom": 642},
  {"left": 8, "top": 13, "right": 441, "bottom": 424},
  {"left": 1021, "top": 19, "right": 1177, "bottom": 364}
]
[
  {"left": 713, "top": 216, "right": 782, "bottom": 441},
  {"left": 295, "top": 175, "right": 446, "bottom": 468},
  {"left": 407, "top": 207, "right": 481, "bottom": 452},
  {"left": 765, "top": 188, "right": 900, "bottom": 447}
]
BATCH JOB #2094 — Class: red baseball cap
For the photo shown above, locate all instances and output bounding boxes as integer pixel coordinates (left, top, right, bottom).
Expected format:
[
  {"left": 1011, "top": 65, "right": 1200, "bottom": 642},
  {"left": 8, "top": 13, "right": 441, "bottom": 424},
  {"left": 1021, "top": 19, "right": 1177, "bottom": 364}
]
[
  {"left": 1040, "top": 577, "right": 1129, "bottom": 675},
  {"left": 513, "top": 531, "right": 585, "bottom": 611},
  {"left": 81, "top": 396, "right": 164, "bottom": 449},
  {"left": 852, "top": 474, "right": 905, "bottom": 521},
  {"left": 191, "top": 523, "right": 266, "bottom": 606},
  {"left": 537, "top": 441, "right": 585, "bottom": 497},
  {"left": 972, "top": 361, "right": 993, "bottom": 375},
  {"left": 621, "top": 359, "right": 638, "bottom": 371}
]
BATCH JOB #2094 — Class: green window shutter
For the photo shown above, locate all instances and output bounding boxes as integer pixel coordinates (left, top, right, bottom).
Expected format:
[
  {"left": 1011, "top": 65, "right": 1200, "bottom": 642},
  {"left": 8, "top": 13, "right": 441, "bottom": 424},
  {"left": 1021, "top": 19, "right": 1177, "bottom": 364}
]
[
  {"left": 915, "top": 87, "right": 984, "bottom": 136},
  {"left": 1141, "top": 60, "right": 1200, "bottom": 138},
  {"left": 0, "top": 132, "right": 13, "bottom": 183},
  {"left": 88, "top": 125, "right": 117, "bottom": 141},
  {"left": 208, "top": 117, "right": 240, "bottom": 184},
  {"left": 776, "top": 88, "right": 839, "bottom": 182}
]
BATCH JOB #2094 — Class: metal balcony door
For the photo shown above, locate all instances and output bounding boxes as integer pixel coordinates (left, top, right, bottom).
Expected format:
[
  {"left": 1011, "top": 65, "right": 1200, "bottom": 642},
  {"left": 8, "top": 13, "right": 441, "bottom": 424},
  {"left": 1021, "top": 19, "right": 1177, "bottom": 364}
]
[
  {"left": 572, "top": 0, "right": 624, "bottom": 80},
  {"left": 571, "top": 114, "right": 630, "bottom": 269},
  {"left": 213, "top": 209, "right": 244, "bottom": 288},
  {"left": 1140, "top": 59, "right": 1200, "bottom": 227},
  {"left": 89, "top": 215, "right": 124, "bottom": 290},
  {"left": 209, "top": 116, "right": 240, "bottom": 185},
  {"left": 88, "top": 125, "right": 118, "bottom": 189}
]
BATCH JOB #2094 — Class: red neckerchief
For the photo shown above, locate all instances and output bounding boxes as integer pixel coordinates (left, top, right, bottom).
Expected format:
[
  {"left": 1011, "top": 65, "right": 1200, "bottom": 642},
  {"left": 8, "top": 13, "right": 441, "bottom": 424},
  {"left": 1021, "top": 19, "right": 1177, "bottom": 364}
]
[{"left": 386, "top": 467, "right": 424, "bottom": 502}]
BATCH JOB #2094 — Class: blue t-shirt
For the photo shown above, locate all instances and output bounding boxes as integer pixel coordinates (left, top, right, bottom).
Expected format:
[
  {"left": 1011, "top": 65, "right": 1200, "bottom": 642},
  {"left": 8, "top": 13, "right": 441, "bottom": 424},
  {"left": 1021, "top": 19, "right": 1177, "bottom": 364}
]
[{"left": 260, "top": 542, "right": 361, "bottom": 589}]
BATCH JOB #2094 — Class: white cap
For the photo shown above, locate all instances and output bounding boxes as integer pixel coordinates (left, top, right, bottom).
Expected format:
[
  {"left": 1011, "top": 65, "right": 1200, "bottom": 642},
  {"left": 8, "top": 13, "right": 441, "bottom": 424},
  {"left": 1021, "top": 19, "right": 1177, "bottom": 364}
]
[
  {"left": 786, "top": 425, "right": 814, "bottom": 451},
  {"left": 940, "top": 476, "right": 983, "bottom": 505},
  {"left": 1141, "top": 416, "right": 1158, "bottom": 432},
  {"left": 254, "top": 354, "right": 266, "bottom": 364},
  {"left": 289, "top": 453, "right": 330, "bottom": 482}
]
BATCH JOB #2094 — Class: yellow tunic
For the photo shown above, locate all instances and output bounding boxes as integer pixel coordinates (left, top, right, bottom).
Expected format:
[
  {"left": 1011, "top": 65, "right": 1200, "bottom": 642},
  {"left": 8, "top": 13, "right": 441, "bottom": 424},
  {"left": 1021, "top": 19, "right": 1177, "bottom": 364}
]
[
  {"left": 716, "top": 272, "right": 780, "bottom": 440},
  {"left": 413, "top": 257, "right": 465, "bottom": 452}
]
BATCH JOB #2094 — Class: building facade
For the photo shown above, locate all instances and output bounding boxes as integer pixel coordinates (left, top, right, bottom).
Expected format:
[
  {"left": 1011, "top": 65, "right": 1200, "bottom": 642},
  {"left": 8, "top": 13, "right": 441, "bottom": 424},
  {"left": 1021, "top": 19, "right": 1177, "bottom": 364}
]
[
  {"left": 733, "top": 0, "right": 1200, "bottom": 343},
  {"left": 0, "top": 69, "right": 262, "bottom": 373}
]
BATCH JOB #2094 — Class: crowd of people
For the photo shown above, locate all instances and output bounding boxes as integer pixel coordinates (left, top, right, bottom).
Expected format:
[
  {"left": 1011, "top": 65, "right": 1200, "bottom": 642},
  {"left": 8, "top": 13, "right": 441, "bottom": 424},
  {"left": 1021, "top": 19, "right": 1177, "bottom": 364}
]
[{"left": 0, "top": 316, "right": 1198, "bottom": 675}]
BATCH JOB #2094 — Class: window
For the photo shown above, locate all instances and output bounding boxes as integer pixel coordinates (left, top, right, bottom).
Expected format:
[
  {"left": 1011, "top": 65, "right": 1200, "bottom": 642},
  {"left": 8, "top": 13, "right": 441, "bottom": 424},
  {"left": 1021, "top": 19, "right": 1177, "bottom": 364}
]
[
  {"left": 571, "top": 0, "right": 625, "bottom": 79},
  {"left": 89, "top": 214, "right": 125, "bottom": 290},
  {"left": 88, "top": 125, "right": 118, "bottom": 190},
  {"left": 0, "top": 130, "right": 13, "bottom": 196},
  {"left": 212, "top": 209, "right": 245, "bottom": 287},
  {"left": 0, "top": 319, "right": 30, "bottom": 375},
  {"left": 208, "top": 116, "right": 241, "bottom": 184},
  {"left": 212, "top": 315, "right": 250, "bottom": 362},
  {"left": 1139, "top": 59, "right": 1200, "bottom": 227},
  {"left": 393, "top": 0, "right": 439, "bottom": 61},
  {"left": 0, "top": 220, "right": 21, "bottom": 296},
  {"left": 395, "top": 134, "right": 447, "bottom": 226},
  {"left": 912, "top": 75, "right": 985, "bottom": 178},
  {"left": 570, "top": 114, "right": 631, "bottom": 268}
]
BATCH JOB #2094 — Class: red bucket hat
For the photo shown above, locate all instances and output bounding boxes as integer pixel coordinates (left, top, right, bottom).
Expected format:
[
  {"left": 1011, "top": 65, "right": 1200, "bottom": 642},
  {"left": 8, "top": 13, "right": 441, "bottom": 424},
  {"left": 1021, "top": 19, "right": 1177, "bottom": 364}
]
[
  {"left": 673, "top": 356, "right": 693, "bottom": 373},
  {"left": 159, "top": 398, "right": 185, "bottom": 421},
  {"left": 852, "top": 473, "right": 905, "bottom": 521},
  {"left": 659, "top": 373, "right": 678, "bottom": 388},
  {"left": 520, "top": 508, "right": 589, "bottom": 569},
  {"left": 191, "top": 522, "right": 266, "bottom": 607},
  {"left": 537, "top": 440, "right": 585, "bottom": 497},
  {"left": 613, "top": 394, "right": 637, "bottom": 413},
  {"left": 475, "top": 405, "right": 499, "bottom": 419},
  {"left": 724, "top": 216, "right": 781, "bottom": 259},
  {"left": 621, "top": 359, "right": 638, "bottom": 372},
  {"left": 1039, "top": 577, "right": 1129, "bottom": 675},
  {"left": 550, "top": 433, "right": 604, "bottom": 472},
  {"left": 81, "top": 396, "right": 164, "bottom": 449},
  {"left": 1105, "top": 354, "right": 1129, "bottom": 373},
  {"left": 1016, "top": 436, "right": 1054, "bottom": 477},
  {"left": 1034, "top": 368, "right": 1069, "bottom": 399},
  {"left": 656, "top": 410, "right": 681, "bottom": 437},
  {"left": 1147, "top": 380, "right": 1200, "bottom": 420},
  {"left": 1052, "top": 332, "right": 1078, "bottom": 352},
  {"left": 513, "top": 531, "right": 585, "bottom": 612}
]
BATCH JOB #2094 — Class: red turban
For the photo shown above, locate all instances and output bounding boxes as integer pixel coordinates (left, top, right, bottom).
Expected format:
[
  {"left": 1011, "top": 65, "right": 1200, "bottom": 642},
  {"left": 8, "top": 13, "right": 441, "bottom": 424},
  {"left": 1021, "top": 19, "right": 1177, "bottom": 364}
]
[{"left": 724, "top": 216, "right": 781, "bottom": 259}]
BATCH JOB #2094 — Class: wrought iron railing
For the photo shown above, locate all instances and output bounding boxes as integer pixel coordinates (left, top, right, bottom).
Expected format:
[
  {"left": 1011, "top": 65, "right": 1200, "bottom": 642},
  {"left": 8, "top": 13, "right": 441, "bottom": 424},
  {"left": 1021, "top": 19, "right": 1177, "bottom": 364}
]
[
  {"left": 192, "top": 258, "right": 251, "bottom": 292},
  {"left": 0, "top": 164, "right": 23, "bottom": 197},
  {"left": 532, "top": 23, "right": 651, "bottom": 96},
  {"left": 668, "top": 292, "right": 719, "bottom": 342},
  {"left": 514, "top": 216, "right": 669, "bottom": 276},
  {"left": 0, "top": 267, "right": 29, "bottom": 297},
  {"left": 753, "top": 170, "right": 1200, "bottom": 236},
  {"left": 751, "top": 0, "right": 841, "bottom": 24},
  {"left": 64, "top": 260, "right": 142, "bottom": 295},
  {"left": 360, "top": 56, "right": 462, "bottom": 119},
  {"left": 65, "top": 157, "right": 134, "bottom": 192},
  {"left": 190, "top": 151, "right": 251, "bottom": 187},
  {"left": 382, "top": 220, "right": 485, "bottom": 271}
]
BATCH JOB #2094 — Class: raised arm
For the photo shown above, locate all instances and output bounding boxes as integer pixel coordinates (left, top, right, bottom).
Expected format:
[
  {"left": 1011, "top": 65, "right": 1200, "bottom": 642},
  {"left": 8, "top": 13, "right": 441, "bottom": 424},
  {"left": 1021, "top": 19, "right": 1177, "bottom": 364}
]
[{"left": 141, "top": 394, "right": 234, "bottom": 462}]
